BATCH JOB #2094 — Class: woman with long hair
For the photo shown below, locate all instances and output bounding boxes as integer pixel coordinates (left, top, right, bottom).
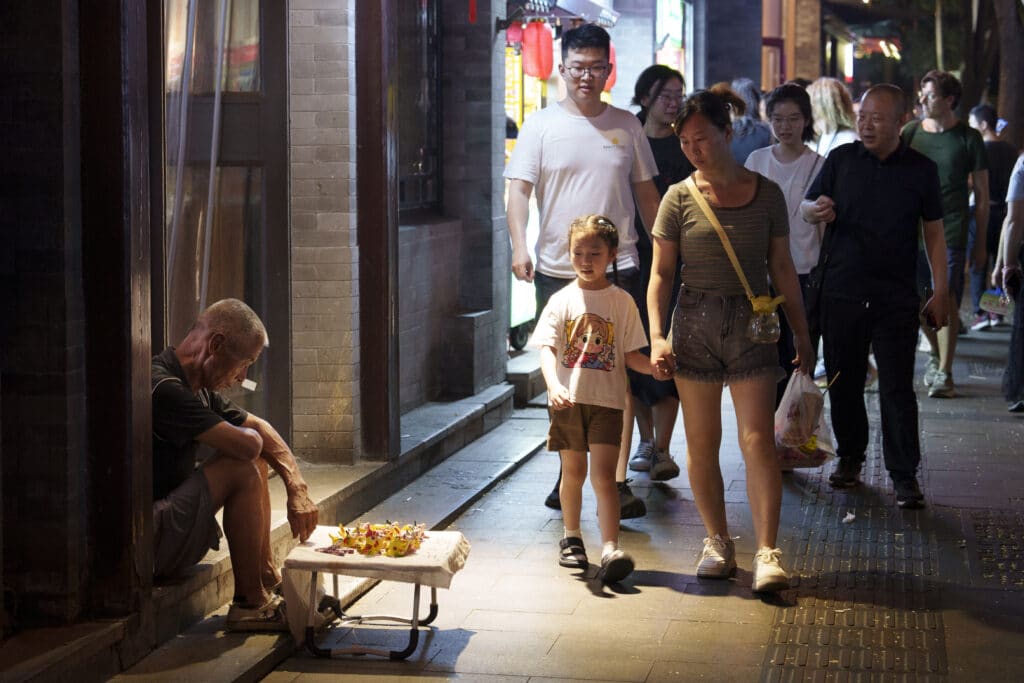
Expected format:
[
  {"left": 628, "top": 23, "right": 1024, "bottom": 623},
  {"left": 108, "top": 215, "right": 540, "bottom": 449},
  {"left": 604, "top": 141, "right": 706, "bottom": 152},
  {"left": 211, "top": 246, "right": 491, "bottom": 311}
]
[{"left": 806, "top": 77, "right": 858, "bottom": 157}]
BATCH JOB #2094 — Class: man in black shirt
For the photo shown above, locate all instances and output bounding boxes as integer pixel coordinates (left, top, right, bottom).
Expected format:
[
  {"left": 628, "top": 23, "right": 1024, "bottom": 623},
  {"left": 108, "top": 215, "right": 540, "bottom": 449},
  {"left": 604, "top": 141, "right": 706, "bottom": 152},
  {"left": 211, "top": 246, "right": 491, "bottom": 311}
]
[
  {"left": 801, "top": 85, "right": 948, "bottom": 509},
  {"left": 152, "top": 299, "right": 318, "bottom": 630}
]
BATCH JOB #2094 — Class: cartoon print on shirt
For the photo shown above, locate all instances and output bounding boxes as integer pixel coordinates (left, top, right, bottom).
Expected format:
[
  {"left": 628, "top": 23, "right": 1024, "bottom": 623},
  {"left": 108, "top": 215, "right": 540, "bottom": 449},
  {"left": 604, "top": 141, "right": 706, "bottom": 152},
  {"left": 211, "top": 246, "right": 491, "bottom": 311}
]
[{"left": 562, "top": 312, "right": 615, "bottom": 372}]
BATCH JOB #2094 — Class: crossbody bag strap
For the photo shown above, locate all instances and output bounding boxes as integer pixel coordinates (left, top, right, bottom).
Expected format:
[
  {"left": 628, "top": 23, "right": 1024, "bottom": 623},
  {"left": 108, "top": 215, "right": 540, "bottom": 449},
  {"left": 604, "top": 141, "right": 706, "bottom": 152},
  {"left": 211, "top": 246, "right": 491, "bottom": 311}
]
[
  {"left": 684, "top": 176, "right": 785, "bottom": 314},
  {"left": 685, "top": 176, "right": 755, "bottom": 300}
]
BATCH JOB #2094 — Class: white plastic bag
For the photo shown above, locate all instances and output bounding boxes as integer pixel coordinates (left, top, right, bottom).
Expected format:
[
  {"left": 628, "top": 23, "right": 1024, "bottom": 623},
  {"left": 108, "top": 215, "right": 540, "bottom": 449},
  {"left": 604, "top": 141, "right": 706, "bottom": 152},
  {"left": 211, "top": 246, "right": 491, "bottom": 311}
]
[
  {"left": 774, "top": 372, "right": 834, "bottom": 469},
  {"left": 775, "top": 371, "right": 823, "bottom": 447}
]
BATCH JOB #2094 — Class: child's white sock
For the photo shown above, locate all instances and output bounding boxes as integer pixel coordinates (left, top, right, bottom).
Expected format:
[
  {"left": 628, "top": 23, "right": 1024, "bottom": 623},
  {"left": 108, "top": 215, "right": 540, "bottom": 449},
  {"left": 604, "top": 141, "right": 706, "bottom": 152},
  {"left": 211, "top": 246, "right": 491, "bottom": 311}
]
[
  {"left": 564, "top": 528, "right": 582, "bottom": 539},
  {"left": 602, "top": 541, "right": 618, "bottom": 559}
]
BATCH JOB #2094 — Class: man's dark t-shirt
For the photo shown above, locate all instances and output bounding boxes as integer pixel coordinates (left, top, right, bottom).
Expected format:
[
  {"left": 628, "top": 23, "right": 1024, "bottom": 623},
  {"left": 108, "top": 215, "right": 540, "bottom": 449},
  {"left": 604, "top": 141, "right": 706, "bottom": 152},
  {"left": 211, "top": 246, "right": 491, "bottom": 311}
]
[
  {"left": 805, "top": 141, "right": 944, "bottom": 304},
  {"left": 152, "top": 347, "right": 248, "bottom": 501}
]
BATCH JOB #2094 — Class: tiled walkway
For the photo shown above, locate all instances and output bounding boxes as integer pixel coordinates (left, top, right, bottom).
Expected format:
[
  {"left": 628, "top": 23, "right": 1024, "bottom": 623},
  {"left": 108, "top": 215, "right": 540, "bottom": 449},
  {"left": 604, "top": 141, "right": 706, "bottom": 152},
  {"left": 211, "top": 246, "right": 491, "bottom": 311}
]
[{"left": 268, "top": 326, "right": 1023, "bottom": 682}]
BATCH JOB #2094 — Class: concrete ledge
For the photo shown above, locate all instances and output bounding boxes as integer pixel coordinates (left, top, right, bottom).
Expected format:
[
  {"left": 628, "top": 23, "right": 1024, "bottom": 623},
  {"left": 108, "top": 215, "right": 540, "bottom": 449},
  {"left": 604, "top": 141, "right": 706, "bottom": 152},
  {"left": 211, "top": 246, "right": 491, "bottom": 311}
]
[{"left": 507, "top": 348, "right": 544, "bottom": 408}]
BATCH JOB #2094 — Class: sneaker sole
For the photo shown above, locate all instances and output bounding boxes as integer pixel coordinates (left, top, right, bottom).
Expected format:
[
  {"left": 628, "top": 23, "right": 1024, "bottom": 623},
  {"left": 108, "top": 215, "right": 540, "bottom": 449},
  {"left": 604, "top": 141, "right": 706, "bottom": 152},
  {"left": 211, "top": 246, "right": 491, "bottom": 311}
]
[
  {"left": 650, "top": 469, "right": 680, "bottom": 481},
  {"left": 896, "top": 498, "right": 925, "bottom": 509},
  {"left": 753, "top": 577, "right": 790, "bottom": 593},
  {"left": 696, "top": 563, "right": 737, "bottom": 579},
  {"left": 620, "top": 501, "right": 647, "bottom": 519},
  {"left": 628, "top": 460, "right": 651, "bottom": 472},
  {"left": 559, "top": 557, "right": 589, "bottom": 569},
  {"left": 928, "top": 388, "right": 955, "bottom": 399},
  {"left": 828, "top": 478, "right": 860, "bottom": 489},
  {"left": 600, "top": 556, "right": 635, "bottom": 583}
]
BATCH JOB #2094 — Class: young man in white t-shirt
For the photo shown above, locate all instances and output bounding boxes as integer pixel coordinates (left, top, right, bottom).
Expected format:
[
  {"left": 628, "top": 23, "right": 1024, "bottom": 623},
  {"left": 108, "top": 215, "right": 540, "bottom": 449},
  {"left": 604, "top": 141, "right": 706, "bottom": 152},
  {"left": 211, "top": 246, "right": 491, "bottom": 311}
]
[{"left": 505, "top": 23, "right": 662, "bottom": 517}]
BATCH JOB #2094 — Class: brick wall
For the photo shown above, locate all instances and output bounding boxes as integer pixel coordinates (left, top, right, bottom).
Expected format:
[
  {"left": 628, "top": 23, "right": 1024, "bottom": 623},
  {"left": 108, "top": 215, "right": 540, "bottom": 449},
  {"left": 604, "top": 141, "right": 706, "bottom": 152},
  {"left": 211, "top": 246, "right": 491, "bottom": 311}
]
[
  {"left": 288, "top": 1, "right": 360, "bottom": 463},
  {"left": 397, "top": 220, "right": 463, "bottom": 411},
  {"left": 608, "top": 0, "right": 655, "bottom": 110}
]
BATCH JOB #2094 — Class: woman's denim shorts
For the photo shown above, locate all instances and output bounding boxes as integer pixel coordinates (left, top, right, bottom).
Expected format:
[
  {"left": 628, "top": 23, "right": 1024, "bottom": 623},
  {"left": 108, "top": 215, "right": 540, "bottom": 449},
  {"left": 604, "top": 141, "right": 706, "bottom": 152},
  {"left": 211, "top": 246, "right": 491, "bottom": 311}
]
[{"left": 670, "top": 286, "right": 783, "bottom": 384}]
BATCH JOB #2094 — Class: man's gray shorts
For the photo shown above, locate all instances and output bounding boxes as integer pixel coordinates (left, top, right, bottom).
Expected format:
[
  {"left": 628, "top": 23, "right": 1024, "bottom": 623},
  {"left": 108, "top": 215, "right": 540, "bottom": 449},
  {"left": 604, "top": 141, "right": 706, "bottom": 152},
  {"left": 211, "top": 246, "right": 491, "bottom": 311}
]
[{"left": 153, "top": 469, "right": 222, "bottom": 578}]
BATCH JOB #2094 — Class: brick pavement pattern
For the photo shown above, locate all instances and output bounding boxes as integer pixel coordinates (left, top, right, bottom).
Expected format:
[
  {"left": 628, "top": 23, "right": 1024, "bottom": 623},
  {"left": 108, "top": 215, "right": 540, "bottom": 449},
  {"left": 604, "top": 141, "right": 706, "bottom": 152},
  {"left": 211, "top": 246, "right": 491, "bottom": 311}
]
[{"left": 269, "top": 329, "right": 1023, "bottom": 682}]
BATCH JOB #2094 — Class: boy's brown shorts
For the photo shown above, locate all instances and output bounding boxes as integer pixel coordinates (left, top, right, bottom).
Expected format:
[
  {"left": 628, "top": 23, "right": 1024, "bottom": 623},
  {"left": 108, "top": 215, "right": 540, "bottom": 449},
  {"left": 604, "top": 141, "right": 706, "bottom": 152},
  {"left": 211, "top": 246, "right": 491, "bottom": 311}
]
[{"left": 547, "top": 404, "right": 624, "bottom": 452}]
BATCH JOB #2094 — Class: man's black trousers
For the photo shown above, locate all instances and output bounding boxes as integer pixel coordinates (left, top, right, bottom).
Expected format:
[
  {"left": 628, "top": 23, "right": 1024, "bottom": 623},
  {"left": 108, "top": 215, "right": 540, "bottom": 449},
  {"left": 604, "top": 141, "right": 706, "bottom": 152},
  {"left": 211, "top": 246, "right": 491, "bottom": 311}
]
[{"left": 820, "top": 294, "right": 922, "bottom": 479}]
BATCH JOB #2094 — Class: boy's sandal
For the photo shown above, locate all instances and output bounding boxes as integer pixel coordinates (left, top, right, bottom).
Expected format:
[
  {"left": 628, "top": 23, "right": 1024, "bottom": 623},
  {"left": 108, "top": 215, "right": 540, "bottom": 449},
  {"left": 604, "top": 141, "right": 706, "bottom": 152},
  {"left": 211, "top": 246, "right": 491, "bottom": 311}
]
[
  {"left": 558, "top": 536, "right": 588, "bottom": 568},
  {"left": 226, "top": 593, "right": 289, "bottom": 632}
]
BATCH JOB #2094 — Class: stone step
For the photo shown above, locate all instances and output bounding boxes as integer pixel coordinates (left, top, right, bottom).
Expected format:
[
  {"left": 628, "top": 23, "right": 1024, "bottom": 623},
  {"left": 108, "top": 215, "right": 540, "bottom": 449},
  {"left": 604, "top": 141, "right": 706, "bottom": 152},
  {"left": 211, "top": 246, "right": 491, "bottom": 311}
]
[
  {"left": 111, "top": 407, "right": 549, "bottom": 682},
  {"left": 506, "top": 348, "right": 544, "bottom": 408},
  {"left": 4, "top": 384, "right": 520, "bottom": 683}
]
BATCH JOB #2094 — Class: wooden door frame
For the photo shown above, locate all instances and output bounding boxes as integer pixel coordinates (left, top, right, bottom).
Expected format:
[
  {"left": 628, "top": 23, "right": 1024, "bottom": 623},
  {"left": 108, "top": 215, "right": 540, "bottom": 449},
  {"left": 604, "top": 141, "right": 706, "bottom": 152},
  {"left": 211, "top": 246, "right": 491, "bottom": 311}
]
[{"left": 356, "top": 0, "right": 401, "bottom": 461}]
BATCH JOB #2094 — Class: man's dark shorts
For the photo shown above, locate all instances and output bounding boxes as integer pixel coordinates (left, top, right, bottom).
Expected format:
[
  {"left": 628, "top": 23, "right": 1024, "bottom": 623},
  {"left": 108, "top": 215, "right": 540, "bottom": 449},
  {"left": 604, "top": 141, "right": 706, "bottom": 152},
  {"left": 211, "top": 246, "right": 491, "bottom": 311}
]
[
  {"left": 153, "top": 469, "right": 222, "bottom": 578},
  {"left": 917, "top": 248, "right": 966, "bottom": 306}
]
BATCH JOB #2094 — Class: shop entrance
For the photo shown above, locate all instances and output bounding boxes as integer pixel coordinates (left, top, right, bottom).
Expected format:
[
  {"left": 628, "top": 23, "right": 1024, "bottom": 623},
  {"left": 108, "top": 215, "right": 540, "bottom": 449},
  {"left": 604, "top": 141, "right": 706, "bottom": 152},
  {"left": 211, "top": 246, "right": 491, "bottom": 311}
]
[{"left": 155, "top": 0, "right": 289, "bottom": 435}]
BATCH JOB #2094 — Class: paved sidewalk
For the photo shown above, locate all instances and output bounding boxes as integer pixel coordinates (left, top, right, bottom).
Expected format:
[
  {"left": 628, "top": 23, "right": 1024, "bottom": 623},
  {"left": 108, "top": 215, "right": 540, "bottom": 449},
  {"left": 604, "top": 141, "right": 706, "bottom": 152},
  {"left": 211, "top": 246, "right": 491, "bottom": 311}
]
[{"left": 267, "top": 326, "right": 1023, "bottom": 682}]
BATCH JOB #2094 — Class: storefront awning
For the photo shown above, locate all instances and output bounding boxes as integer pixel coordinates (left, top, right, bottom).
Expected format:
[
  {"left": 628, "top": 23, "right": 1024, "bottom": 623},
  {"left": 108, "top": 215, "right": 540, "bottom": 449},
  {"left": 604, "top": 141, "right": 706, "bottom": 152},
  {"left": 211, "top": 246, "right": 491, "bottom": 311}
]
[{"left": 505, "top": 0, "right": 619, "bottom": 28}]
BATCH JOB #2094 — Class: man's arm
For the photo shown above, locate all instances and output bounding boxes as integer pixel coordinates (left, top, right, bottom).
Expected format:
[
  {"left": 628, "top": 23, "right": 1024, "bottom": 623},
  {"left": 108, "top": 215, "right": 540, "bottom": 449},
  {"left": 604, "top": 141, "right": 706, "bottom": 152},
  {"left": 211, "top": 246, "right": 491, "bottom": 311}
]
[
  {"left": 971, "top": 169, "right": 990, "bottom": 271},
  {"left": 632, "top": 179, "right": 661, "bottom": 239},
  {"left": 196, "top": 421, "right": 263, "bottom": 461},
  {"left": 243, "top": 414, "right": 318, "bottom": 541},
  {"left": 507, "top": 178, "right": 535, "bottom": 282},
  {"left": 1002, "top": 198, "right": 1023, "bottom": 295},
  {"left": 922, "top": 218, "right": 950, "bottom": 328}
]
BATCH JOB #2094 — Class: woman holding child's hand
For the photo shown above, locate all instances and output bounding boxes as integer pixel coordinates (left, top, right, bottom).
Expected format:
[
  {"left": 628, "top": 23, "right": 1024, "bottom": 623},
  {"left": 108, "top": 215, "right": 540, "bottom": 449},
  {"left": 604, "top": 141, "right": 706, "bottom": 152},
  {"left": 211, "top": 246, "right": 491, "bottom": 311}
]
[{"left": 646, "top": 88, "right": 813, "bottom": 594}]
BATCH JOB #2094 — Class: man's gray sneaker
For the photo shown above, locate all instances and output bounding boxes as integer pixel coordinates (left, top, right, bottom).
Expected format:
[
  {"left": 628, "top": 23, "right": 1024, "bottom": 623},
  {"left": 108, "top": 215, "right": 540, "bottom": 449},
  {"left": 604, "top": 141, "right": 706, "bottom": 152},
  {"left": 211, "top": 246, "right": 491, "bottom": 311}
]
[
  {"left": 628, "top": 441, "right": 655, "bottom": 472},
  {"left": 650, "top": 448, "right": 681, "bottom": 481},
  {"left": 696, "top": 535, "right": 736, "bottom": 578}
]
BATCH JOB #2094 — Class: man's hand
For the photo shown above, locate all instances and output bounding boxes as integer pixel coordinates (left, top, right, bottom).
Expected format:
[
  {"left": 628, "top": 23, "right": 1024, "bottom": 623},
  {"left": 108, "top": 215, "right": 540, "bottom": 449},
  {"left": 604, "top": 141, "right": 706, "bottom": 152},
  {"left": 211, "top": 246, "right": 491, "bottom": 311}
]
[
  {"left": 793, "top": 333, "right": 816, "bottom": 375},
  {"left": 547, "top": 384, "right": 573, "bottom": 411},
  {"left": 1003, "top": 266, "right": 1022, "bottom": 300},
  {"left": 921, "top": 292, "right": 949, "bottom": 331},
  {"left": 286, "top": 490, "right": 319, "bottom": 542},
  {"left": 511, "top": 245, "right": 535, "bottom": 282},
  {"left": 803, "top": 195, "right": 836, "bottom": 224}
]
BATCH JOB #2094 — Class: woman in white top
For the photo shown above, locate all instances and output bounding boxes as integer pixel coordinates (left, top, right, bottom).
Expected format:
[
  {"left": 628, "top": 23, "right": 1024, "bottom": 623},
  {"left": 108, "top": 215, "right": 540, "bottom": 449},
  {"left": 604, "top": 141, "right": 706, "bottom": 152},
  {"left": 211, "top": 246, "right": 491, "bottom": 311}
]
[
  {"left": 745, "top": 83, "right": 824, "bottom": 403},
  {"left": 806, "top": 77, "right": 858, "bottom": 158}
]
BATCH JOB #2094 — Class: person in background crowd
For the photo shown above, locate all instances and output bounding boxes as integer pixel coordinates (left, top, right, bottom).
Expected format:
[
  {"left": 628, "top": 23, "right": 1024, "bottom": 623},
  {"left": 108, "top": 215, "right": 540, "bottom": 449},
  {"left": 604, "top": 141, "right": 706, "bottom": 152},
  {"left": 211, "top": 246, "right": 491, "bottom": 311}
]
[
  {"left": 996, "top": 152, "right": 1024, "bottom": 412},
  {"left": 967, "top": 104, "right": 1018, "bottom": 329},
  {"left": 802, "top": 85, "right": 948, "bottom": 509},
  {"left": 625, "top": 64, "right": 695, "bottom": 481},
  {"left": 725, "top": 77, "right": 772, "bottom": 164},
  {"left": 902, "top": 70, "right": 989, "bottom": 399},
  {"left": 504, "top": 23, "right": 661, "bottom": 517},
  {"left": 806, "top": 77, "right": 859, "bottom": 158},
  {"left": 745, "top": 83, "right": 825, "bottom": 406},
  {"left": 649, "top": 89, "right": 813, "bottom": 593}
]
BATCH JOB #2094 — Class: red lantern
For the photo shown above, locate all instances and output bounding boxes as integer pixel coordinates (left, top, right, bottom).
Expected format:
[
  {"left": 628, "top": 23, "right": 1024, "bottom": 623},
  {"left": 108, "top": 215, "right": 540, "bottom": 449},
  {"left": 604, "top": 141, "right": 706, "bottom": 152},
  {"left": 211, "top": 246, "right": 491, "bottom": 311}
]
[
  {"left": 603, "top": 41, "right": 617, "bottom": 92},
  {"left": 506, "top": 22, "right": 523, "bottom": 45},
  {"left": 522, "top": 21, "right": 553, "bottom": 80}
]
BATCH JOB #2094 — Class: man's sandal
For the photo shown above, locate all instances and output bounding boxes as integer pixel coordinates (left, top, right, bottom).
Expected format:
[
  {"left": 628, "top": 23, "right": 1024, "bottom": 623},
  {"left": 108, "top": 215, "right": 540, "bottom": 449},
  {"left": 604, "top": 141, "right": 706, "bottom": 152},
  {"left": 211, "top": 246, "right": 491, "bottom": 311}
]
[
  {"left": 226, "top": 593, "right": 288, "bottom": 632},
  {"left": 558, "top": 536, "right": 588, "bottom": 568}
]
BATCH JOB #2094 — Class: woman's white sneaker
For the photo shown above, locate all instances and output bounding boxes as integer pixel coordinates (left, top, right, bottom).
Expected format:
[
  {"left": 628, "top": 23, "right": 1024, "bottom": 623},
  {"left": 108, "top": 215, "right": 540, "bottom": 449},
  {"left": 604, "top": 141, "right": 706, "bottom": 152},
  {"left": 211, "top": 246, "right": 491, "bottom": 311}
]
[
  {"left": 752, "top": 547, "right": 790, "bottom": 593},
  {"left": 696, "top": 535, "right": 736, "bottom": 578}
]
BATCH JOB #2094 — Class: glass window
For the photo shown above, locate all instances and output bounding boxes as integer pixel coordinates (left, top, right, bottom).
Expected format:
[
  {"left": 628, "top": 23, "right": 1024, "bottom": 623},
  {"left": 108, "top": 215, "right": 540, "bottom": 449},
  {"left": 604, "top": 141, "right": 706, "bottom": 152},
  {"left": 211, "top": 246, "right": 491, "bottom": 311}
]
[{"left": 396, "top": 0, "right": 441, "bottom": 213}]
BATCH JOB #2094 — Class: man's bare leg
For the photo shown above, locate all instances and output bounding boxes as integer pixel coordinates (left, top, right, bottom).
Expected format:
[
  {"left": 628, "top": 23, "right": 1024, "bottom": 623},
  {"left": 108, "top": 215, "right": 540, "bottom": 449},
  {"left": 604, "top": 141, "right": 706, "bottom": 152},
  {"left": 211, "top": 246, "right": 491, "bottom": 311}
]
[
  {"left": 255, "top": 459, "right": 281, "bottom": 591},
  {"left": 202, "top": 454, "right": 271, "bottom": 606}
]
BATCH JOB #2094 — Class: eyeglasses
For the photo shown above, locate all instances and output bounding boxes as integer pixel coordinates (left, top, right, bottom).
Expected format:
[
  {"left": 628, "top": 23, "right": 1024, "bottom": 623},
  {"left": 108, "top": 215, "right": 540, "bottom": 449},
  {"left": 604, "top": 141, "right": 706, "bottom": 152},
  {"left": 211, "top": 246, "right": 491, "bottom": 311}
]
[
  {"left": 918, "top": 91, "right": 940, "bottom": 102},
  {"left": 563, "top": 63, "right": 611, "bottom": 79},
  {"left": 769, "top": 114, "right": 805, "bottom": 127},
  {"left": 655, "top": 92, "right": 685, "bottom": 105}
]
